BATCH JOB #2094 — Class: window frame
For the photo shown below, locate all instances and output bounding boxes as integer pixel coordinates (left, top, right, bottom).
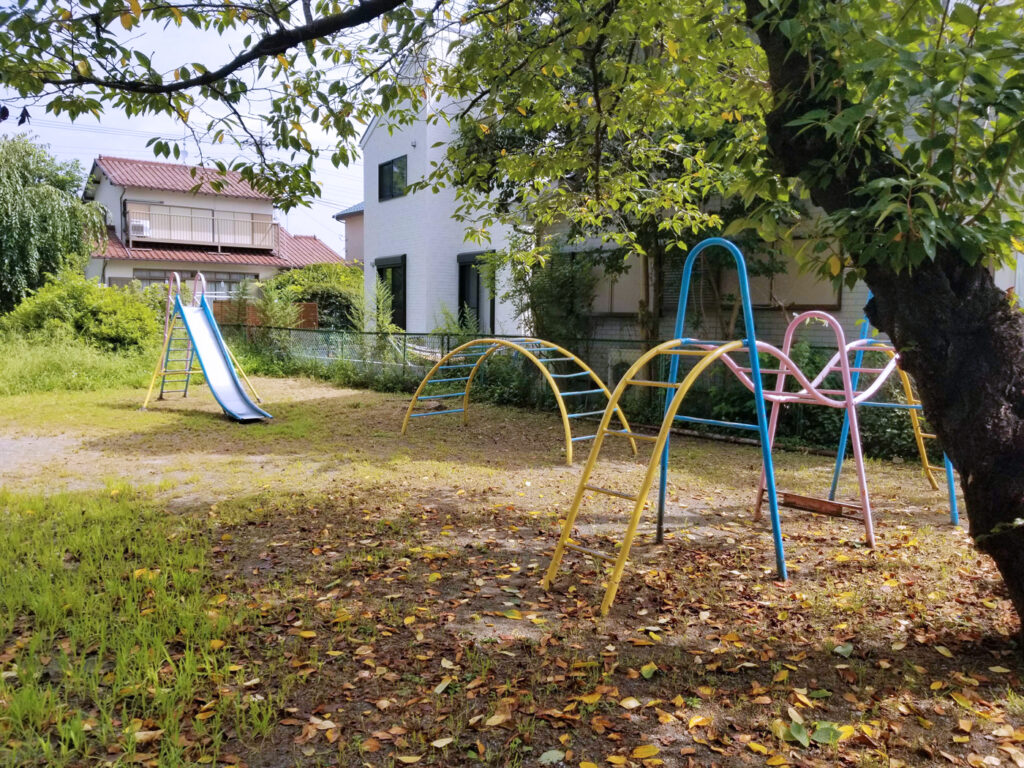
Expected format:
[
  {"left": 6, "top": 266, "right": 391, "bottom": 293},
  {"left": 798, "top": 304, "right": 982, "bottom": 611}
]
[
  {"left": 377, "top": 155, "right": 408, "bottom": 202},
  {"left": 375, "top": 254, "right": 407, "bottom": 329},
  {"left": 456, "top": 252, "right": 493, "bottom": 333}
]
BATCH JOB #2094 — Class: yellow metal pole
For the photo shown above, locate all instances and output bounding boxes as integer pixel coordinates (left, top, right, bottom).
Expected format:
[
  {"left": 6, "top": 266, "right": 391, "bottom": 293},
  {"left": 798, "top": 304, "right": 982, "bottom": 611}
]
[
  {"left": 599, "top": 342, "right": 745, "bottom": 614},
  {"left": 544, "top": 340, "right": 639, "bottom": 457},
  {"left": 142, "top": 316, "right": 176, "bottom": 410},
  {"left": 542, "top": 338, "right": 704, "bottom": 591},
  {"left": 225, "top": 344, "right": 263, "bottom": 404},
  {"left": 895, "top": 361, "right": 941, "bottom": 490},
  {"left": 463, "top": 341, "right": 503, "bottom": 425},
  {"left": 400, "top": 347, "right": 459, "bottom": 436}
]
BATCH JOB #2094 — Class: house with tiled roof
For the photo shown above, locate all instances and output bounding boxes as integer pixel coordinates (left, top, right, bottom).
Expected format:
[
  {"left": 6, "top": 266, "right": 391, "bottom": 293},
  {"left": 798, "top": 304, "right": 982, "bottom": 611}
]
[{"left": 84, "top": 155, "right": 348, "bottom": 296}]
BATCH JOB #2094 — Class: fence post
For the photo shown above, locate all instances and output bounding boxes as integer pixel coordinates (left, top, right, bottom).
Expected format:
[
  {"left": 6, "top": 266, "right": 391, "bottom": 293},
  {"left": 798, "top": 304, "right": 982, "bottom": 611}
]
[{"left": 403, "top": 334, "right": 408, "bottom": 367}]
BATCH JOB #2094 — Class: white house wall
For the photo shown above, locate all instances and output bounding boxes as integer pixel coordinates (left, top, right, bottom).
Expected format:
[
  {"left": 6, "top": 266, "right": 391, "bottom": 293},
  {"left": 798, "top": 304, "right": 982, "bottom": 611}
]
[
  {"left": 342, "top": 215, "right": 364, "bottom": 264},
  {"left": 361, "top": 96, "right": 521, "bottom": 334}
]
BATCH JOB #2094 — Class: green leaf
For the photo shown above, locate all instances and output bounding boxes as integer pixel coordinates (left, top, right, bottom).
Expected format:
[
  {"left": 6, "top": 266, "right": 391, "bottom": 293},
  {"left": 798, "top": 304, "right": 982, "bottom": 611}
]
[
  {"left": 539, "top": 749, "right": 565, "bottom": 764},
  {"left": 787, "top": 721, "right": 810, "bottom": 748},
  {"left": 811, "top": 722, "right": 842, "bottom": 745},
  {"left": 832, "top": 643, "right": 853, "bottom": 658}
]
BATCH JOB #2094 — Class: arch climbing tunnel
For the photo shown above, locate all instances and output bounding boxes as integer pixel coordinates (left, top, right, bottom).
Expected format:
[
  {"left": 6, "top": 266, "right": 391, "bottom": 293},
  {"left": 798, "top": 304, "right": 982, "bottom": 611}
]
[{"left": 400, "top": 337, "right": 637, "bottom": 464}]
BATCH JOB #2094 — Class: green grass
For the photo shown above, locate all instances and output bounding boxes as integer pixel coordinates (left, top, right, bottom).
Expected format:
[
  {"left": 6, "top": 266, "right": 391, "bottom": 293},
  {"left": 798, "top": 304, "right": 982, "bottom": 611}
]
[
  {"left": 0, "top": 485, "right": 252, "bottom": 767},
  {"left": 0, "top": 335, "right": 157, "bottom": 396}
]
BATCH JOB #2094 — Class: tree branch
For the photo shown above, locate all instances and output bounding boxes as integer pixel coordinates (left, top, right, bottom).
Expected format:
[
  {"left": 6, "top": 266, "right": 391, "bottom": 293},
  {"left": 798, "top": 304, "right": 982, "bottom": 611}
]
[{"left": 42, "top": 0, "right": 410, "bottom": 95}]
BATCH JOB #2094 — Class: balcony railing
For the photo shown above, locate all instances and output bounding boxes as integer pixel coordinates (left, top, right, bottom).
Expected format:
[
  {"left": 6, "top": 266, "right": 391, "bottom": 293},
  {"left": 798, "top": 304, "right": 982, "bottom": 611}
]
[{"left": 126, "top": 204, "right": 278, "bottom": 251}]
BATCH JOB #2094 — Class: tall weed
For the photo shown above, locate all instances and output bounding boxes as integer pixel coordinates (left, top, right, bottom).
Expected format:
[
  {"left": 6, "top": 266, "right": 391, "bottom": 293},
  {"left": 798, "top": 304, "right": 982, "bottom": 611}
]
[{"left": 0, "top": 334, "right": 156, "bottom": 395}]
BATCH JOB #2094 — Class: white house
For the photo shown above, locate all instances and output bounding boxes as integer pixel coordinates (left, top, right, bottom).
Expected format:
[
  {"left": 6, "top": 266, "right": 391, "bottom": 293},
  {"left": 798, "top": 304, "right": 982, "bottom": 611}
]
[
  {"left": 342, "top": 64, "right": 522, "bottom": 335},
  {"left": 84, "top": 155, "right": 347, "bottom": 296}
]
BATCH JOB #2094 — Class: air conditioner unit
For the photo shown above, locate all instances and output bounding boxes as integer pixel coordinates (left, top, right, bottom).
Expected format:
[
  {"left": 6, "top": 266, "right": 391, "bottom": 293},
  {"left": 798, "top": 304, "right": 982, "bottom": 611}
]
[{"left": 129, "top": 220, "right": 151, "bottom": 238}]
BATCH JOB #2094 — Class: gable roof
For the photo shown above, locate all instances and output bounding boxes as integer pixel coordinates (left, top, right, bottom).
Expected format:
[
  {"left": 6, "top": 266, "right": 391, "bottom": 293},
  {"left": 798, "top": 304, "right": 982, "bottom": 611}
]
[
  {"left": 333, "top": 201, "right": 364, "bottom": 220},
  {"left": 91, "top": 155, "right": 272, "bottom": 200},
  {"left": 94, "top": 227, "right": 348, "bottom": 269},
  {"left": 277, "top": 229, "right": 349, "bottom": 267}
]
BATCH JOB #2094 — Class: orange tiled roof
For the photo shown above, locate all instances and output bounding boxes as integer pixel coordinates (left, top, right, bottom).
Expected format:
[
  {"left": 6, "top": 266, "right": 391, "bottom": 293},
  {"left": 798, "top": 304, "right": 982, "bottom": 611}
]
[
  {"left": 277, "top": 229, "right": 348, "bottom": 267},
  {"left": 93, "top": 156, "right": 271, "bottom": 200}
]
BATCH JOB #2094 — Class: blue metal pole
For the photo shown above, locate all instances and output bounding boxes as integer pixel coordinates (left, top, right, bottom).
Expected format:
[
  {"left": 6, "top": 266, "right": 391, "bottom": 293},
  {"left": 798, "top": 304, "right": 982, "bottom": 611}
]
[
  {"left": 656, "top": 237, "right": 787, "bottom": 579},
  {"left": 944, "top": 453, "right": 960, "bottom": 525},
  {"left": 828, "top": 317, "right": 871, "bottom": 499}
]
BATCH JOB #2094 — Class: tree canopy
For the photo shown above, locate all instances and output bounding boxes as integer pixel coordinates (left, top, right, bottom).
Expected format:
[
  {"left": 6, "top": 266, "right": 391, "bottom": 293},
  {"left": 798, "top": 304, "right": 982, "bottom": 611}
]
[
  {"left": 0, "top": 0, "right": 453, "bottom": 206},
  {"left": 0, "top": 135, "right": 107, "bottom": 313}
]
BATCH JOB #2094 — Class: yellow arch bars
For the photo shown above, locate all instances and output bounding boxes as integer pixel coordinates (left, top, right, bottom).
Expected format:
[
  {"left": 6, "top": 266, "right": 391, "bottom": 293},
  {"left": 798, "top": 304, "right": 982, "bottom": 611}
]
[
  {"left": 543, "top": 339, "right": 749, "bottom": 616},
  {"left": 401, "top": 337, "right": 637, "bottom": 464}
]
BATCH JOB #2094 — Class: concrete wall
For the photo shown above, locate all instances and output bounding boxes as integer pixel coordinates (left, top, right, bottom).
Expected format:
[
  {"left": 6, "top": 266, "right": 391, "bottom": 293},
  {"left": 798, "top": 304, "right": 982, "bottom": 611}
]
[{"left": 342, "top": 214, "right": 364, "bottom": 264}]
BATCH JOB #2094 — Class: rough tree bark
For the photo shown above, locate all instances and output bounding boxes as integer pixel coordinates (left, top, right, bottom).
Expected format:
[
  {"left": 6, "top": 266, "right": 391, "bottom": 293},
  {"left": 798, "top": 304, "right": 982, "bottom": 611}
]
[{"left": 744, "top": 0, "right": 1024, "bottom": 626}]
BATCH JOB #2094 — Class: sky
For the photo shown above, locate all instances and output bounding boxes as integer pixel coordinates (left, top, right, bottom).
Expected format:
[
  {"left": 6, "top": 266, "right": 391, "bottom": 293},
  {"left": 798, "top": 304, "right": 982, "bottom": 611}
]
[{"left": 0, "top": 19, "right": 369, "bottom": 257}]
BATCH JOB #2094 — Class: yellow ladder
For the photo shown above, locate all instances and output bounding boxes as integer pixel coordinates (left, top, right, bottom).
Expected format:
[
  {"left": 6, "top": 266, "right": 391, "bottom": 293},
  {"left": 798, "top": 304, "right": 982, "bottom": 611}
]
[{"left": 543, "top": 340, "right": 747, "bottom": 615}]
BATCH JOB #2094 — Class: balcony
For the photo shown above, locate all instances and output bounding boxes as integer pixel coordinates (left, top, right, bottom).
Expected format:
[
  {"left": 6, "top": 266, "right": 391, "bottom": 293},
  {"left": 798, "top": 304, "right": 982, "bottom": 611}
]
[{"left": 125, "top": 203, "right": 278, "bottom": 251}]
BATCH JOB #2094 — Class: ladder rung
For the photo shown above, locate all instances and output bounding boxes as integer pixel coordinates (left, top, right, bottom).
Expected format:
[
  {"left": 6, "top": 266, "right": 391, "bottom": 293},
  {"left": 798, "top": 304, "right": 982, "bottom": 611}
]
[
  {"left": 628, "top": 379, "right": 679, "bottom": 389},
  {"left": 603, "top": 429, "right": 658, "bottom": 442},
  {"left": 571, "top": 434, "right": 598, "bottom": 442},
  {"left": 428, "top": 376, "right": 471, "bottom": 384},
  {"left": 584, "top": 484, "right": 639, "bottom": 501},
  {"left": 858, "top": 401, "right": 922, "bottom": 410},
  {"left": 409, "top": 408, "right": 464, "bottom": 417},
  {"left": 438, "top": 363, "right": 478, "bottom": 370},
  {"left": 567, "top": 410, "right": 605, "bottom": 419},
  {"left": 673, "top": 414, "right": 760, "bottom": 431},
  {"left": 417, "top": 391, "right": 465, "bottom": 400},
  {"left": 737, "top": 368, "right": 786, "bottom": 375},
  {"left": 161, "top": 389, "right": 188, "bottom": 393},
  {"left": 564, "top": 542, "right": 618, "bottom": 563},
  {"left": 829, "top": 366, "right": 889, "bottom": 374},
  {"left": 920, "top": 432, "right": 937, "bottom": 439},
  {"left": 661, "top": 349, "right": 716, "bottom": 357},
  {"left": 550, "top": 371, "right": 591, "bottom": 379},
  {"left": 537, "top": 357, "right": 573, "bottom": 363},
  {"left": 926, "top": 464, "right": 949, "bottom": 473},
  {"left": 561, "top": 388, "right": 604, "bottom": 397}
]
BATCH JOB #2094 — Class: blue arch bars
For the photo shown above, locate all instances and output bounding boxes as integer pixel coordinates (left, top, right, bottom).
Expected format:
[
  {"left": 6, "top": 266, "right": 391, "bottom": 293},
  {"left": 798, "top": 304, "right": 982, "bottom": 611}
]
[
  {"left": 656, "top": 237, "right": 788, "bottom": 580},
  {"left": 827, "top": 305, "right": 960, "bottom": 525}
]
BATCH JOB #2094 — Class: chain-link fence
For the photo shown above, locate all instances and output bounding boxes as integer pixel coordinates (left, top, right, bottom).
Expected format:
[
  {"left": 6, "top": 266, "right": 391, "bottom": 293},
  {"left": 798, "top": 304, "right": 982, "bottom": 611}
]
[{"left": 221, "top": 324, "right": 926, "bottom": 458}]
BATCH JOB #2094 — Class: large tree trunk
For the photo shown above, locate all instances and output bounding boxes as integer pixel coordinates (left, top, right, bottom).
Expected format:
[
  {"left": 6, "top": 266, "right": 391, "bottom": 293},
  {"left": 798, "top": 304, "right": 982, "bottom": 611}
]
[
  {"left": 866, "top": 257, "right": 1024, "bottom": 622},
  {"left": 744, "top": 0, "right": 1024, "bottom": 625}
]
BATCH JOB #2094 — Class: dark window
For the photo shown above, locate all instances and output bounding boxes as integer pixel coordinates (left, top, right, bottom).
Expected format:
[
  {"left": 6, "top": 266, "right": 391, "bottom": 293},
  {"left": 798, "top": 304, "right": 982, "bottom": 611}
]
[
  {"left": 457, "top": 252, "right": 493, "bottom": 332},
  {"left": 458, "top": 263, "right": 481, "bottom": 327},
  {"left": 378, "top": 155, "right": 407, "bottom": 201},
  {"left": 130, "top": 268, "right": 255, "bottom": 297},
  {"left": 376, "top": 255, "right": 406, "bottom": 329}
]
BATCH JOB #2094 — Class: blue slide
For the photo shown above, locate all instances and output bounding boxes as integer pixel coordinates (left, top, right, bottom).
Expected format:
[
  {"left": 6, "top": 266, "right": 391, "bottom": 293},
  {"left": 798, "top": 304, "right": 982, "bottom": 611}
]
[{"left": 176, "top": 294, "right": 272, "bottom": 422}]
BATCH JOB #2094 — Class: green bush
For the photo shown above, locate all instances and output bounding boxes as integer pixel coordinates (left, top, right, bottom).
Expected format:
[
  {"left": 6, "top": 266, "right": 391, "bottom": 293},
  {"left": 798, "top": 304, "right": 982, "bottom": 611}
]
[
  {"left": 1, "top": 273, "right": 161, "bottom": 351},
  {"left": 266, "top": 264, "right": 363, "bottom": 329}
]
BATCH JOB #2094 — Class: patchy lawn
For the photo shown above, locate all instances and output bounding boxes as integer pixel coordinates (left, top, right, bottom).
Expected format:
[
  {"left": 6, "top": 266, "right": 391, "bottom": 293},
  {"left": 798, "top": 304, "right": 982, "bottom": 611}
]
[{"left": 0, "top": 378, "right": 1021, "bottom": 768}]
